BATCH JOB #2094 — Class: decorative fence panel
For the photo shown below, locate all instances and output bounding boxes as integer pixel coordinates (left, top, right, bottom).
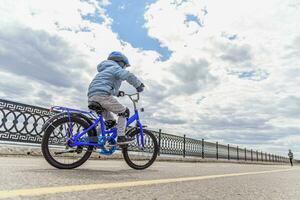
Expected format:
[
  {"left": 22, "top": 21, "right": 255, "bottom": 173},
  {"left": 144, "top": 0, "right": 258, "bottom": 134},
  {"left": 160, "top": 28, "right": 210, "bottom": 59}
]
[
  {"left": 0, "top": 99, "right": 294, "bottom": 163},
  {"left": 218, "top": 144, "right": 229, "bottom": 159},
  {"left": 159, "top": 132, "right": 183, "bottom": 156},
  {"left": 203, "top": 141, "right": 217, "bottom": 158},
  {"left": 0, "top": 99, "right": 52, "bottom": 144},
  {"left": 185, "top": 137, "right": 202, "bottom": 157}
]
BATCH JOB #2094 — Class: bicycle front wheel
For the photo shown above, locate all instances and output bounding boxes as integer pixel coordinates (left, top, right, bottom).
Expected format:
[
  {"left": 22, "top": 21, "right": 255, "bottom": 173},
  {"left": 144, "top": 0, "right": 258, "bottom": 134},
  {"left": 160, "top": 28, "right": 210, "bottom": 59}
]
[{"left": 122, "top": 129, "right": 158, "bottom": 170}]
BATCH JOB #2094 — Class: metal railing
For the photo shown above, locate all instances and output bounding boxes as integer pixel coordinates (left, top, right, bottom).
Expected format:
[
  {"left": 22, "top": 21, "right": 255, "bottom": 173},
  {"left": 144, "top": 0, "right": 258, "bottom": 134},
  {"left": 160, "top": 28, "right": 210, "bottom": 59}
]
[
  {"left": 148, "top": 129, "right": 291, "bottom": 163},
  {"left": 0, "top": 99, "right": 293, "bottom": 163}
]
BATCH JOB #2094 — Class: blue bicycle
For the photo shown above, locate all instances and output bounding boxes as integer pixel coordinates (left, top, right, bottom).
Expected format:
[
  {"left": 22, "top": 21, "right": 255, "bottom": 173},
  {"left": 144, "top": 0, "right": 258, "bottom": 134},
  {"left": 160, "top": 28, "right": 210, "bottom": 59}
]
[{"left": 41, "top": 93, "right": 158, "bottom": 170}]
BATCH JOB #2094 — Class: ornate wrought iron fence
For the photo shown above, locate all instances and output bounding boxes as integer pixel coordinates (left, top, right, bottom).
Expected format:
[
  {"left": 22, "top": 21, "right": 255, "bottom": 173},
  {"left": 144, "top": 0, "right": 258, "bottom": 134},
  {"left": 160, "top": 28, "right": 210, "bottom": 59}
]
[
  {"left": 0, "top": 99, "right": 52, "bottom": 143},
  {"left": 0, "top": 99, "right": 293, "bottom": 163}
]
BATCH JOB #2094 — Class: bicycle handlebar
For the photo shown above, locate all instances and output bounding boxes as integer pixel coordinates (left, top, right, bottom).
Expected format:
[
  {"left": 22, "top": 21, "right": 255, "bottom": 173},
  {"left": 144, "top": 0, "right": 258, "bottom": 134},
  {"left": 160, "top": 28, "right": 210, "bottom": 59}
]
[
  {"left": 121, "top": 92, "right": 140, "bottom": 110},
  {"left": 125, "top": 92, "right": 140, "bottom": 101}
]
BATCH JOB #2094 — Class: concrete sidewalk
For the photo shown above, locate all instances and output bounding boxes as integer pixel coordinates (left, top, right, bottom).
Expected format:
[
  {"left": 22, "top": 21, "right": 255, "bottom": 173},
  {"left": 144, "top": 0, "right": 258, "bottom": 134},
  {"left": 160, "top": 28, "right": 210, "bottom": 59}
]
[
  {"left": 0, "top": 157, "right": 298, "bottom": 200},
  {"left": 0, "top": 142, "right": 290, "bottom": 166}
]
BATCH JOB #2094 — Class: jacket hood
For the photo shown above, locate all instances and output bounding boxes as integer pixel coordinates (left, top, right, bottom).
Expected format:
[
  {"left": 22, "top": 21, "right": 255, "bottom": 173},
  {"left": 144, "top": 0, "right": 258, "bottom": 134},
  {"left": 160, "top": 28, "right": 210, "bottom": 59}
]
[{"left": 97, "top": 60, "right": 117, "bottom": 72}]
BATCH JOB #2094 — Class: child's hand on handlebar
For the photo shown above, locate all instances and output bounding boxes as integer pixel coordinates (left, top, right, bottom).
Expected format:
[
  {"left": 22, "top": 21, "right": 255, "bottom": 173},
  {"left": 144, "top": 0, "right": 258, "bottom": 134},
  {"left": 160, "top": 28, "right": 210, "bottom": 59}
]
[{"left": 136, "top": 83, "right": 145, "bottom": 92}]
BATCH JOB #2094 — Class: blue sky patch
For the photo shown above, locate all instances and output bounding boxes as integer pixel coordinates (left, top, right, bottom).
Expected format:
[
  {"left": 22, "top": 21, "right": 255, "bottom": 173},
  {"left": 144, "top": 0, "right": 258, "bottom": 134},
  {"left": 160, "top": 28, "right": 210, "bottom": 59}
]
[
  {"left": 185, "top": 14, "right": 203, "bottom": 27},
  {"left": 238, "top": 71, "right": 256, "bottom": 78},
  {"left": 103, "top": 0, "right": 172, "bottom": 61},
  {"left": 229, "top": 70, "right": 269, "bottom": 81},
  {"left": 81, "top": 13, "right": 104, "bottom": 24}
]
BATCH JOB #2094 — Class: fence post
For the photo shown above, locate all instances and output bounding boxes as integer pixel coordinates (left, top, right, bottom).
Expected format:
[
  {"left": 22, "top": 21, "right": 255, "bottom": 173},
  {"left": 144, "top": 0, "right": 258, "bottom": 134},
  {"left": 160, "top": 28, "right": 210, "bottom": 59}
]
[
  {"left": 272, "top": 154, "right": 273, "bottom": 162},
  {"left": 261, "top": 151, "right": 263, "bottom": 162},
  {"left": 228, "top": 144, "right": 230, "bottom": 160},
  {"left": 256, "top": 150, "right": 258, "bottom": 162},
  {"left": 237, "top": 146, "right": 239, "bottom": 160},
  {"left": 158, "top": 129, "right": 161, "bottom": 156},
  {"left": 201, "top": 139, "right": 204, "bottom": 159},
  {"left": 271, "top": 154, "right": 272, "bottom": 162},
  {"left": 265, "top": 153, "right": 267, "bottom": 161},
  {"left": 245, "top": 148, "right": 247, "bottom": 161},
  {"left": 216, "top": 142, "right": 219, "bottom": 160},
  {"left": 183, "top": 134, "right": 186, "bottom": 158},
  {"left": 251, "top": 149, "right": 253, "bottom": 161}
]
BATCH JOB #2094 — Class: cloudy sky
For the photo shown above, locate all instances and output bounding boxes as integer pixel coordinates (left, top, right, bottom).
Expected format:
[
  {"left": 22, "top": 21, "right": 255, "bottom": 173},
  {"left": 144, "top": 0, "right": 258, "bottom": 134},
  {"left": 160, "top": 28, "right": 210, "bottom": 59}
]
[{"left": 0, "top": 0, "right": 299, "bottom": 158}]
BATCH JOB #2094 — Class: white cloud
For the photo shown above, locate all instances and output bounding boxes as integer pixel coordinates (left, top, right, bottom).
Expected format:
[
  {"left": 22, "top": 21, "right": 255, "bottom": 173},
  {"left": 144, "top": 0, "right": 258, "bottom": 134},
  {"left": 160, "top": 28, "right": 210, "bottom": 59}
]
[{"left": 143, "top": 0, "right": 300, "bottom": 157}]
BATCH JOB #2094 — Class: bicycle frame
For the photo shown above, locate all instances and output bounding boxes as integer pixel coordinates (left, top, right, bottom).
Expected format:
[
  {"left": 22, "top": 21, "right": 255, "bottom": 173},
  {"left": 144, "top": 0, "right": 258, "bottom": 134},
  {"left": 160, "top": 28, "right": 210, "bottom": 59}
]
[{"left": 50, "top": 95, "right": 145, "bottom": 149}]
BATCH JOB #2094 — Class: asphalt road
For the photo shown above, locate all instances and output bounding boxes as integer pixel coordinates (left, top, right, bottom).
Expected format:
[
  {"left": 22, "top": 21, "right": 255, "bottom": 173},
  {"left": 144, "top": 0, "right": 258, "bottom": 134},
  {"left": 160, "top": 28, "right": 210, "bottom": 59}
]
[{"left": 0, "top": 156, "right": 298, "bottom": 200}]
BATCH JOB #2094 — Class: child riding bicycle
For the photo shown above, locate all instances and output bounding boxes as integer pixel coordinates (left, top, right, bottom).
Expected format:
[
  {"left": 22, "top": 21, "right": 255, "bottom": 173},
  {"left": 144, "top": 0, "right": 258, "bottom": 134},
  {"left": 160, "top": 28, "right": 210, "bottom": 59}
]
[{"left": 87, "top": 51, "right": 145, "bottom": 144}]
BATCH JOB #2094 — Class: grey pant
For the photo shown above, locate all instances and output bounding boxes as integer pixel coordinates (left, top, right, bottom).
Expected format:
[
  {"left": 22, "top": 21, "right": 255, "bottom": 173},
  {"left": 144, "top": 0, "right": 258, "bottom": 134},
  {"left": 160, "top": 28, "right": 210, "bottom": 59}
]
[{"left": 88, "top": 95, "right": 127, "bottom": 136}]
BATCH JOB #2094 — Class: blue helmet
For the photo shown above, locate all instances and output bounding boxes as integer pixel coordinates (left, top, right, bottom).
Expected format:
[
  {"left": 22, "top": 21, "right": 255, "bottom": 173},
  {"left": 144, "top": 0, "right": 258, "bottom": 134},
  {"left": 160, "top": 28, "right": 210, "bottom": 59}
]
[{"left": 107, "top": 51, "right": 130, "bottom": 67}]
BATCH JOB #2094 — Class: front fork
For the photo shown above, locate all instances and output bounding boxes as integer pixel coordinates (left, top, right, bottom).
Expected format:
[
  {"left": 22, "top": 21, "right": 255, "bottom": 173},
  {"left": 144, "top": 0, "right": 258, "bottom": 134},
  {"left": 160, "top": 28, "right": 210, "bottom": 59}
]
[{"left": 135, "top": 121, "right": 145, "bottom": 148}]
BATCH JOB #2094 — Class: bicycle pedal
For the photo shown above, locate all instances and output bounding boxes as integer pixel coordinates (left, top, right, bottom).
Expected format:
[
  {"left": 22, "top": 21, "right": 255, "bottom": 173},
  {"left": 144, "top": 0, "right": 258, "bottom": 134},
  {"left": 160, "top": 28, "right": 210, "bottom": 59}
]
[
  {"left": 76, "top": 146, "right": 83, "bottom": 154},
  {"left": 117, "top": 141, "right": 132, "bottom": 145}
]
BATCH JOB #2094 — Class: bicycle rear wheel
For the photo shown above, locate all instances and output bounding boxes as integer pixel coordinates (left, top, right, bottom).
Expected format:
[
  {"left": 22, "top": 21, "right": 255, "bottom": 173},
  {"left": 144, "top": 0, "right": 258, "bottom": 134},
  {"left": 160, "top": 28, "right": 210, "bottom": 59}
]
[
  {"left": 122, "top": 129, "right": 158, "bottom": 170},
  {"left": 41, "top": 115, "right": 95, "bottom": 169}
]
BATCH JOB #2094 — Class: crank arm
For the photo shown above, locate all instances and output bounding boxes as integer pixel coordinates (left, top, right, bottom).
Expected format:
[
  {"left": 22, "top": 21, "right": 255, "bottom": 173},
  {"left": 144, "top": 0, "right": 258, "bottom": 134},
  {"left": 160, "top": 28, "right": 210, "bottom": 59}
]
[
  {"left": 54, "top": 147, "right": 83, "bottom": 155},
  {"left": 117, "top": 140, "right": 136, "bottom": 145},
  {"left": 106, "top": 144, "right": 118, "bottom": 147},
  {"left": 54, "top": 150, "right": 77, "bottom": 155}
]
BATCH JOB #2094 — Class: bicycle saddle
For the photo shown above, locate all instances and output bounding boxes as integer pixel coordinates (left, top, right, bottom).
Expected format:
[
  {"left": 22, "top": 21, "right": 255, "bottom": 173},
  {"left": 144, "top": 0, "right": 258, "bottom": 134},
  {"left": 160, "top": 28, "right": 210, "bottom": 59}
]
[{"left": 88, "top": 101, "right": 105, "bottom": 114}]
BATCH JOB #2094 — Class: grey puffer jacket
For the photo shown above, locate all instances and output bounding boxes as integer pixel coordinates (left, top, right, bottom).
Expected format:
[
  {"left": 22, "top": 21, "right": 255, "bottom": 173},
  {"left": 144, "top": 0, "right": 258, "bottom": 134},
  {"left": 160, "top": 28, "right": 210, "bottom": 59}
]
[{"left": 87, "top": 60, "right": 142, "bottom": 97}]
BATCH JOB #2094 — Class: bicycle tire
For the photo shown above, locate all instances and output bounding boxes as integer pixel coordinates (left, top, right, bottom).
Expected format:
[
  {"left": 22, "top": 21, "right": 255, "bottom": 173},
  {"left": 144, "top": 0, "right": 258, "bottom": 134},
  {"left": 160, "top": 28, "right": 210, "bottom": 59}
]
[{"left": 122, "top": 129, "right": 158, "bottom": 170}]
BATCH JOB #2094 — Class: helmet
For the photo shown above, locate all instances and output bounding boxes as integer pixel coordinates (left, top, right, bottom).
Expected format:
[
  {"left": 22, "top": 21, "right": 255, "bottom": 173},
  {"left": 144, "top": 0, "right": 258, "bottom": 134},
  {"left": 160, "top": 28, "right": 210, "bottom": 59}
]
[{"left": 107, "top": 51, "right": 130, "bottom": 67}]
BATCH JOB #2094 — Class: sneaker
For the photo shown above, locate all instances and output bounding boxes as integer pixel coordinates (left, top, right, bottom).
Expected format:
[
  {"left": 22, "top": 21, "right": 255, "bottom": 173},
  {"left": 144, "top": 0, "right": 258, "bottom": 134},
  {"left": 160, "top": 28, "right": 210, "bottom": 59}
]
[{"left": 117, "top": 136, "right": 135, "bottom": 145}]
